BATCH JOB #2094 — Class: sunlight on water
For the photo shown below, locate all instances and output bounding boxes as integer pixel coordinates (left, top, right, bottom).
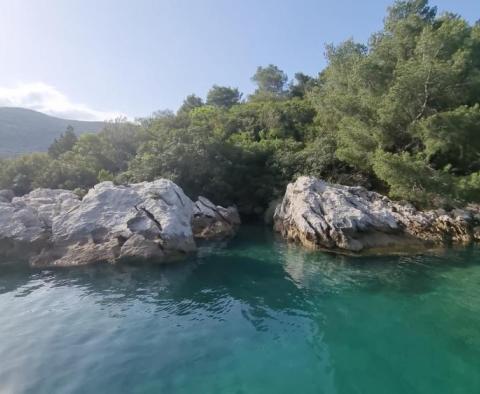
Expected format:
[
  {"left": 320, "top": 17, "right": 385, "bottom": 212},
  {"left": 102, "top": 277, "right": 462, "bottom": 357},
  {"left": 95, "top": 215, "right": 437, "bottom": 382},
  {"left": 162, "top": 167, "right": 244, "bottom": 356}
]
[{"left": 0, "top": 225, "right": 479, "bottom": 394}]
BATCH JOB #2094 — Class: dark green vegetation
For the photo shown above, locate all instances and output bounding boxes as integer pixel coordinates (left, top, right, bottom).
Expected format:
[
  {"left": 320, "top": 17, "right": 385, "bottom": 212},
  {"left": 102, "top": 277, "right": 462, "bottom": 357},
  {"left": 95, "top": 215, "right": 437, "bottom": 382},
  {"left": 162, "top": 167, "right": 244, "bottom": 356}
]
[
  {"left": 0, "top": 107, "right": 104, "bottom": 157},
  {"left": 1, "top": 0, "right": 480, "bottom": 213}
]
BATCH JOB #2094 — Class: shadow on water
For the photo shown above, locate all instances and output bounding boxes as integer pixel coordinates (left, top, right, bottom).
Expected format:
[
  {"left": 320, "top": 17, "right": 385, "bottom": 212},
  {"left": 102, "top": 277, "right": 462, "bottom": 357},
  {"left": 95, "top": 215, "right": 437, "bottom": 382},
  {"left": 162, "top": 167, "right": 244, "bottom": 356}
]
[
  {"left": 1, "top": 225, "right": 480, "bottom": 305},
  {"left": 0, "top": 227, "right": 310, "bottom": 331},
  {"left": 272, "top": 248, "right": 480, "bottom": 317},
  {"left": 1, "top": 225, "right": 480, "bottom": 394}
]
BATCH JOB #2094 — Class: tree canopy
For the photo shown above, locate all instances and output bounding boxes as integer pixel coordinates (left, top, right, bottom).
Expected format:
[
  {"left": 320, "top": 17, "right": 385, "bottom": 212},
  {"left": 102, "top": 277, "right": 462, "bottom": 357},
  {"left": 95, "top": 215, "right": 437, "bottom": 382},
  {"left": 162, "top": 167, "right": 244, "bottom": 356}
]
[
  {"left": 206, "top": 85, "right": 242, "bottom": 108},
  {"left": 48, "top": 126, "right": 78, "bottom": 158},
  {"left": 1, "top": 0, "right": 479, "bottom": 213},
  {"left": 251, "top": 64, "right": 288, "bottom": 97}
]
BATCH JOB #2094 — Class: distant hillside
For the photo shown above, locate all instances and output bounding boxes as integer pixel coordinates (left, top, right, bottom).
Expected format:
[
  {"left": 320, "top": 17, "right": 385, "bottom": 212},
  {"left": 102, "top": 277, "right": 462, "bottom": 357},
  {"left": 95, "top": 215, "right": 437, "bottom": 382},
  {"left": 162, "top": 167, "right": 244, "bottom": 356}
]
[{"left": 0, "top": 107, "right": 105, "bottom": 156}]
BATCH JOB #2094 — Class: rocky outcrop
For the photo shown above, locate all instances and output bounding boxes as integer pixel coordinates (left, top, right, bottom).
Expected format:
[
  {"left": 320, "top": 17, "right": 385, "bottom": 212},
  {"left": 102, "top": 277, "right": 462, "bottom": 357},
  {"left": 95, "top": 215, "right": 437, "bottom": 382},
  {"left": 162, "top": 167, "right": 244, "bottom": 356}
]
[
  {"left": 274, "top": 176, "right": 480, "bottom": 254},
  {"left": 0, "top": 180, "right": 239, "bottom": 267},
  {"left": 0, "top": 189, "right": 14, "bottom": 203},
  {"left": 192, "top": 196, "right": 241, "bottom": 240}
]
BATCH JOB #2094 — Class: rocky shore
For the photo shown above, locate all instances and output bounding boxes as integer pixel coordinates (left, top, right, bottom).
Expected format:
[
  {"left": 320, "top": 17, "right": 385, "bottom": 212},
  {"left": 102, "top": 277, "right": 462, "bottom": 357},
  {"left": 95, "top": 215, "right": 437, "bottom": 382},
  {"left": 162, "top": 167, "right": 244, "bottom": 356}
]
[
  {"left": 3, "top": 175, "right": 479, "bottom": 266},
  {"left": 0, "top": 180, "right": 240, "bottom": 267},
  {"left": 274, "top": 176, "right": 480, "bottom": 254}
]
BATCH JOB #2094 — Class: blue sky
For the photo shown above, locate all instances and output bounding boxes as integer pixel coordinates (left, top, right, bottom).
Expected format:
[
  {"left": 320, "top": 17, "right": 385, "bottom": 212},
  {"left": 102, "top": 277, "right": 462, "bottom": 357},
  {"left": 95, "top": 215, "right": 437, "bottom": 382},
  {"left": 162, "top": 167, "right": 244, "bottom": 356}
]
[{"left": 0, "top": 0, "right": 478, "bottom": 120}]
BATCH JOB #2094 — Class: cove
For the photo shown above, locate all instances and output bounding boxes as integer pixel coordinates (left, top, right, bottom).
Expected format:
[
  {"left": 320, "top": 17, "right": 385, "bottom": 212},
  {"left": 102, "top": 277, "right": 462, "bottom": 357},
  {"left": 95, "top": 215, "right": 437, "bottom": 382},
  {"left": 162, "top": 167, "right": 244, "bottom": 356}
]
[{"left": 0, "top": 225, "right": 479, "bottom": 394}]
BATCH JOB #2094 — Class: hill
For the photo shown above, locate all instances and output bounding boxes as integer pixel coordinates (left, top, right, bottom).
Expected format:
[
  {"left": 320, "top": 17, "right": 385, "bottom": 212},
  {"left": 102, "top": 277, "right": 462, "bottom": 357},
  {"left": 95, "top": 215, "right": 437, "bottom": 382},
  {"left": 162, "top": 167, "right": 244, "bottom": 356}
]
[{"left": 0, "top": 107, "right": 105, "bottom": 156}]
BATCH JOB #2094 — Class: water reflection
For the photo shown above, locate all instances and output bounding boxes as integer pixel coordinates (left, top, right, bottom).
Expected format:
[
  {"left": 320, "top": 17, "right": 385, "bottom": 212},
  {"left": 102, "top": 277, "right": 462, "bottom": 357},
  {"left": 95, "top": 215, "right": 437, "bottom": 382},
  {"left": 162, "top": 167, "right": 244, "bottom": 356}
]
[
  {"left": 1, "top": 227, "right": 479, "bottom": 320},
  {"left": 0, "top": 226, "right": 480, "bottom": 394},
  {"left": 282, "top": 241, "right": 480, "bottom": 296}
]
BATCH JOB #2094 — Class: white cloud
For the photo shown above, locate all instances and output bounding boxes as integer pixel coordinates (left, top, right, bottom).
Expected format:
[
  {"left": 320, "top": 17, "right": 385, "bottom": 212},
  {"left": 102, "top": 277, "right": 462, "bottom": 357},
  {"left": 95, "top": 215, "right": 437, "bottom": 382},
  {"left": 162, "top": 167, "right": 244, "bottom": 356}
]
[{"left": 0, "top": 82, "right": 125, "bottom": 121}]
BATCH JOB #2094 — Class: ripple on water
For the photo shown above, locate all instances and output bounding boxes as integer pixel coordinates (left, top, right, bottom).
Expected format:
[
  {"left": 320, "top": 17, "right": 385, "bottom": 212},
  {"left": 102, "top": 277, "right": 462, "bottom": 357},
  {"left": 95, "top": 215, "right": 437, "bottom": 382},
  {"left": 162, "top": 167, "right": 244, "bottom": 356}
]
[{"left": 1, "top": 225, "right": 480, "bottom": 394}]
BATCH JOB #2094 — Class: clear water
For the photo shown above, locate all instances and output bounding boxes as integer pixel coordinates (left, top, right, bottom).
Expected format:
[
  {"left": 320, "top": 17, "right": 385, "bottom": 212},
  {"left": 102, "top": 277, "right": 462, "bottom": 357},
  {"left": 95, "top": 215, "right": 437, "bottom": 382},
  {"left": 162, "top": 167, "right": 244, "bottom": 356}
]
[{"left": 1, "top": 225, "right": 479, "bottom": 394}]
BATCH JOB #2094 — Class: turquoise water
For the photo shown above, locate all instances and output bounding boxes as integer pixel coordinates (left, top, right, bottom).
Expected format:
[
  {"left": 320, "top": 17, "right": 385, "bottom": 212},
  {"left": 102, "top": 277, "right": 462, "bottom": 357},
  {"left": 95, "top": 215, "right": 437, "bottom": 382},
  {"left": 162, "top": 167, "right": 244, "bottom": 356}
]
[{"left": 0, "top": 226, "right": 479, "bottom": 394}]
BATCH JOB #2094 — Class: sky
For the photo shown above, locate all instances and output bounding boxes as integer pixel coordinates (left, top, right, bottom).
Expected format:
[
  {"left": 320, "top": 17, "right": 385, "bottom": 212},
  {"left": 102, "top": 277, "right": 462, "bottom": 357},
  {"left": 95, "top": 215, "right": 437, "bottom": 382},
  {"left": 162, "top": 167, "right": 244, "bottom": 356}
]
[{"left": 0, "top": 0, "right": 478, "bottom": 121}]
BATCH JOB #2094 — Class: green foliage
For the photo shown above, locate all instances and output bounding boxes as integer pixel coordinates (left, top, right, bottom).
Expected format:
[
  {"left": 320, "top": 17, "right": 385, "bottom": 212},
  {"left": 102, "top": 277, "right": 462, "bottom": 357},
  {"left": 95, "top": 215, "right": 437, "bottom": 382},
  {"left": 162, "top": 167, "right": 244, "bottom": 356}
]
[
  {"left": 98, "top": 119, "right": 141, "bottom": 172},
  {"left": 48, "top": 126, "right": 78, "bottom": 158},
  {"left": 223, "top": 99, "right": 315, "bottom": 141},
  {"left": 289, "top": 73, "right": 317, "bottom": 98},
  {"left": 178, "top": 94, "right": 204, "bottom": 114},
  {"left": 251, "top": 64, "right": 288, "bottom": 97},
  {"left": 1, "top": 0, "right": 480, "bottom": 212},
  {"left": 416, "top": 105, "right": 480, "bottom": 173},
  {"left": 0, "top": 119, "right": 140, "bottom": 194},
  {"left": 36, "top": 155, "right": 98, "bottom": 190},
  {"left": 0, "top": 153, "right": 52, "bottom": 195},
  {"left": 97, "top": 169, "right": 115, "bottom": 182},
  {"left": 206, "top": 85, "right": 242, "bottom": 108},
  {"left": 385, "top": 0, "right": 437, "bottom": 29},
  {"left": 456, "top": 172, "right": 480, "bottom": 201},
  {"left": 371, "top": 150, "right": 453, "bottom": 205},
  {"left": 311, "top": 0, "right": 480, "bottom": 205},
  {"left": 335, "top": 118, "right": 380, "bottom": 171},
  {"left": 0, "top": 107, "right": 104, "bottom": 156},
  {"left": 124, "top": 108, "right": 233, "bottom": 201}
]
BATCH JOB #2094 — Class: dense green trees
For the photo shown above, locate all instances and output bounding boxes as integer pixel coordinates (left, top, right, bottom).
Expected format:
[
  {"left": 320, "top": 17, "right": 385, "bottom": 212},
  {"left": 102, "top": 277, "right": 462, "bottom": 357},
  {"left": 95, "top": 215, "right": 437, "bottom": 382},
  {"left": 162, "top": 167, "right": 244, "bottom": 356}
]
[
  {"left": 48, "top": 126, "right": 78, "bottom": 158},
  {"left": 206, "top": 85, "right": 242, "bottom": 108},
  {"left": 251, "top": 65, "right": 288, "bottom": 97},
  {"left": 313, "top": 1, "right": 480, "bottom": 205},
  {"left": 1, "top": 0, "right": 479, "bottom": 213},
  {"left": 178, "top": 94, "right": 204, "bottom": 114},
  {"left": 0, "top": 119, "right": 140, "bottom": 194}
]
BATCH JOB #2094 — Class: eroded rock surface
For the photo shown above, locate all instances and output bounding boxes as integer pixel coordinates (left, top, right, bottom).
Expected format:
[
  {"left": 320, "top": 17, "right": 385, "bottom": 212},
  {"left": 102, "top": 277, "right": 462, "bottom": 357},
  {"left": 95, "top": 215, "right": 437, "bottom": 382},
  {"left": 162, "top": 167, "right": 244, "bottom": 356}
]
[
  {"left": 274, "top": 176, "right": 480, "bottom": 254},
  {"left": 0, "top": 180, "right": 239, "bottom": 267},
  {"left": 0, "top": 190, "right": 14, "bottom": 203},
  {"left": 192, "top": 196, "right": 241, "bottom": 240}
]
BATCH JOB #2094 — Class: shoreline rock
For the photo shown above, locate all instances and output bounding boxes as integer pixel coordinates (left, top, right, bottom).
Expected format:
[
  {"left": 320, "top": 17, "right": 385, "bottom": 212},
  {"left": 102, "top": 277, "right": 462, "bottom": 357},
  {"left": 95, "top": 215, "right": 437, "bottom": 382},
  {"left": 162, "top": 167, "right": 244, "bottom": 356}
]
[
  {"left": 192, "top": 196, "right": 241, "bottom": 240},
  {"left": 0, "top": 180, "right": 239, "bottom": 267},
  {"left": 274, "top": 176, "right": 480, "bottom": 254},
  {"left": 0, "top": 189, "right": 14, "bottom": 203}
]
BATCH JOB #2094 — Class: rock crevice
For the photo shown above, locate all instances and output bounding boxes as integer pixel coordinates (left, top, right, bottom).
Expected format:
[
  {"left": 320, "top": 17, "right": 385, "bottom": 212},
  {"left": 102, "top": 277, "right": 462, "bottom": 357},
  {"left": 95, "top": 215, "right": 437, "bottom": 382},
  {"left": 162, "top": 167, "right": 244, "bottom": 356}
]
[
  {"left": 0, "top": 180, "right": 240, "bottom": 267},
  {"left": 192, "top": 196, "right": 241, "bottom": 239},
  {"left": 274, "top": 176, "right": 479, "bottom": 254}
]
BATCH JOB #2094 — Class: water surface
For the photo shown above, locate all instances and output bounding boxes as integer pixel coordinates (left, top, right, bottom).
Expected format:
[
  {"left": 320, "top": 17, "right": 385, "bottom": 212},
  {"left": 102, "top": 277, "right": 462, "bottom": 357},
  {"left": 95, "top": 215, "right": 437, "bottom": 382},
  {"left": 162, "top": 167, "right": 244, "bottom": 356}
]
[{"left": 1, "top": 226, "right": 479, "bottom": 393}]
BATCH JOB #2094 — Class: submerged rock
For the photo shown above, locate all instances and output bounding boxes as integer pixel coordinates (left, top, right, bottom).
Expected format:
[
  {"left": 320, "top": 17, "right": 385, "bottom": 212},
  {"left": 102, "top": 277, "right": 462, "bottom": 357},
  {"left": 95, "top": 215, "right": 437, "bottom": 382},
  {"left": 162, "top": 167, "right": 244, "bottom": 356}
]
[
  {"left": 0, "top": 180, "right": 239, "bottom": 267},
  {"left": 274, "top": 176, "right": 479, "bottom": 254}
]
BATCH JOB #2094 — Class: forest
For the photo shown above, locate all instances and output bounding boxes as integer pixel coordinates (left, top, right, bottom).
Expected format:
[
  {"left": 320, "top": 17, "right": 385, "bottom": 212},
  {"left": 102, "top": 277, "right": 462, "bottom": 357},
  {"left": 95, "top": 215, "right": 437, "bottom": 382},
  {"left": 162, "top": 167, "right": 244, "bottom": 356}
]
[{"left": 1, "top": 0, "right": 480, "bottom": 216}]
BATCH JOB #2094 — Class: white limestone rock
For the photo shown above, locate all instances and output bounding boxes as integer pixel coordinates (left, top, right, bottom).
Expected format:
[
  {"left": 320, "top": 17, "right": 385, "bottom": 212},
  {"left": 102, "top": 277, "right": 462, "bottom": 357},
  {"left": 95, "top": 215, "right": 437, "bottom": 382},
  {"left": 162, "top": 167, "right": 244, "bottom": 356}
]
[
  {"left": 192, "top": 196, "right": 241, "bottom": 239},
  {"left": 0, "top": 190, "right": 14, "bottom": 203},
  {"left": 0, "top": 179, "right": 239, "bottom": 267},
  {"left": 12, "top": 189, "right": 80, "bottom": 227},
  {"left": 37, "top": 180, "right": 196, "bottom": 266},
  {"left": 274, "top": 176, "right": 477, "bottom": 253},
  {"left": 0, "top": 189, "right": 79, "bottom": 262},
  {"left": 0, "top": 202, "right": 44, "bottom": 243}
]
